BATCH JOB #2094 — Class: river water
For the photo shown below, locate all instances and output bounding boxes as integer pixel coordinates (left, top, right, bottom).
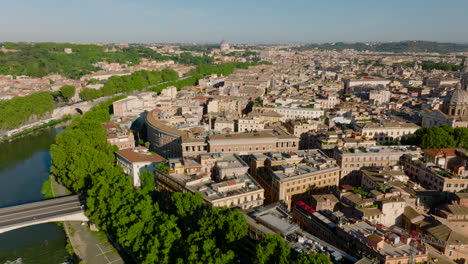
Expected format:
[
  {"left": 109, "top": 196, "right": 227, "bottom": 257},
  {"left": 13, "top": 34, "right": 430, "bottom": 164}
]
[{"left": 0, "top": 128, "right": 69, "bottom": 264}]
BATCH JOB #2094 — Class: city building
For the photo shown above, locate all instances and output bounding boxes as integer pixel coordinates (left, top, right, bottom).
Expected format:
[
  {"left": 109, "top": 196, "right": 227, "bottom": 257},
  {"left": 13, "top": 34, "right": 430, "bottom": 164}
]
[
  {"left": 333, "top": 146, "right": 420, "bottom": 185},
  {"left": 116, "top": 146, "right": 166, "bottom": 187},
  {"left": 401, "top": 153, "right": 468, "bottom": 192},
  {"left": 355, "top": 122, "right": 419, "bottom": 144},
  {"left": 102, "top": 121, "right": 135, "bottom": 150},
  {"left": 155, "top": 153, "right": 265, "bottom": 209},
  {"left": 249, "top": 149, "right": 340, "bottom": 209}
]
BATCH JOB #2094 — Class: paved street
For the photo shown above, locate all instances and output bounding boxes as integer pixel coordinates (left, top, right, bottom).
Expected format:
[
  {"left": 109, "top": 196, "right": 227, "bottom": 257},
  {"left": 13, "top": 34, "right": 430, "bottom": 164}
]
[{"left": 50, "top": 176, "right": 126, "bottom": 264}]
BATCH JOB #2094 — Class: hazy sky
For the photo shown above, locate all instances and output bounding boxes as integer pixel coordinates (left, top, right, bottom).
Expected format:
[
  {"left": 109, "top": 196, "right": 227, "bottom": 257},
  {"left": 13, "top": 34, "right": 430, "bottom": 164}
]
[{"left": 1, "top": 0, "right": 467, "bottom": 44}]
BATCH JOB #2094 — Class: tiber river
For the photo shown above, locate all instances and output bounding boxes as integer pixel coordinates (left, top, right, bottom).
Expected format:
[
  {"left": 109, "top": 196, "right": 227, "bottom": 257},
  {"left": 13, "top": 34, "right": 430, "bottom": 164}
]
[{"left": 0, "top": 128, "right": 70, "bottom": 264}]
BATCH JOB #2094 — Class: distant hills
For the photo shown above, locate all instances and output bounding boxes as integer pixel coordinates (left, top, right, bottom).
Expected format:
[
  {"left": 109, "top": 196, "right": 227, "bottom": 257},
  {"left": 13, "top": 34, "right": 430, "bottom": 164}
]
[{"left": 294, "top": 41, "right": 468, "bottom": 53}]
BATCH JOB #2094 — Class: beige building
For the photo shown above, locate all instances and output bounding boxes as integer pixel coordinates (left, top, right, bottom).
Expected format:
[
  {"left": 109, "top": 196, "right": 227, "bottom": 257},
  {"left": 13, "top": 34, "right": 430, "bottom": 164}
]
[
  {"left": 213, "top": 117, "right": 235, "bottom": 133},
  {"left": 333, "top": 146, "right": 420, "bottom": 185},
  {"left": 378, "top": 196, "right": 406, "bottom": 227},
  {"left": 238, "top": 117, "right": 265, "bottom": 132},
  {"left": 112, "top": 92, "right": 159, "bottom": 117},
  {"left": 160, "top": 86, "right": 177, "bottom": 98},
  {"left": 284, "top": 120, "right": 319, "bottom": 137},
  {"left": 102, "top": 121, "right": 135, "bottom": 150},
  {"left": 264, "top": 150, "right": 340, "bottom": 209},
  {"left": 208, "top": 132, "right": 299, "bottom": 155},
  {"left": 156, "top": 153, "right": 264, "bottom": 209},
  {"left": 257, "top": 107, "right": 325, "bottom": 121},
  {"left": 337, "top": 221, "right": 427, "bottom": 264},
  {"left": 355, "top": 122, "right": 419, "bottom": 144},
  {"left": 116, "top": 147, "right": 166, "bottom": 187},
  {"left": 315, "top": 96, "right": 339, "bottom": 109},
  {"left": 401, "top": 153, "right": 468, "bottom": 192}
]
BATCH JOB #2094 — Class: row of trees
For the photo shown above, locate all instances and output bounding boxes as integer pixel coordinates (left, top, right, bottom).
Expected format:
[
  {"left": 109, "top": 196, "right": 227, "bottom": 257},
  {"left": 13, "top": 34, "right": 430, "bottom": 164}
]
[
  {"left": 393, "top": 61, "right": 462, "bottom": 72},
  {"left": 404, "top": 125, "right": 468, "bottom": 149},
  {"left": 81, "top": 62, "right": 262, "bottom": 100},
  {"left": 0, "top": 92, "right": 55, "bottom": 131},
  {"left": 50, "top": 98, "right": 329, "bottom": 263},
  {"left": 79, "top": 69, "right": 179, "bottom": 101},
  {"left": 420, "top": 62, "right": 462, "bottom": 72}
]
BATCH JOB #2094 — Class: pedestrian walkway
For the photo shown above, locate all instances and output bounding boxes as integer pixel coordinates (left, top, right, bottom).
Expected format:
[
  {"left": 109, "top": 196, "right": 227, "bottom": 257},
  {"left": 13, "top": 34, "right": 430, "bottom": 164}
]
[{"left": 50, "top": 176, "right": 125, "bottom": 264}]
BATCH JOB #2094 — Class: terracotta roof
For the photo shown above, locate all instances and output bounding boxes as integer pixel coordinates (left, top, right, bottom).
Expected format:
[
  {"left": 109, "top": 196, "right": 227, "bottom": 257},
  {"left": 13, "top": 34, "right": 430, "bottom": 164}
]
[
  {"left": 422, "top": 148, "right": 457, "bottom": 158},
  {"left": 102, "top": 121, "right": 117, "bottom": 130},
  {"left": 116, "top": 148, "right": 166, "bottom": 163},
  {"left": 367, "top": 233, "right": 383, "bottom": 243}
]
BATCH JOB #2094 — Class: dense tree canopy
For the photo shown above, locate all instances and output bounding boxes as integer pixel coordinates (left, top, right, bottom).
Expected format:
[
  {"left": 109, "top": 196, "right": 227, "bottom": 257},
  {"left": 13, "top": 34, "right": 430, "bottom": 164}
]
[
  {"left": 420, "top": 62, "right": 462, "bottom": 72},
  {"left": 0, "top": 92, "right": 55, "bottom": 132},
  {"left": 100, "top": 69, "right": 179, "bottom": 96},
  {"left": 254, "top": 234, "right": 329, "bottom": 264},
  {"left": 254, "top": 234, "right": 291, "bottom": 264},
  {"left": 79, "top": 88, "right": 103, "bottom": 101},
  {"left": 59, "top": 85, "right": 76, "bottom": 101},
  {"left": 404, "top": 125, "right": 468, "bottom": 149}
]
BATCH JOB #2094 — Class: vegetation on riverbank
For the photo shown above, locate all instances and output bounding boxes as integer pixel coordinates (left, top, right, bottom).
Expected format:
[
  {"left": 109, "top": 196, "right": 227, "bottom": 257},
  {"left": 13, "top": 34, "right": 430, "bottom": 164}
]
[
  {"left": 40, "top": 176, "right": 54, "bottom": 199},
  {"left": 81, "top": 62, "right": 264, "bottom": 101},
  {"left": 1, "top": 115, "right": 72, "bottom": 143},
  {"left": 79, "top": 69, "right": 179, "bottom": 101},
  {"left": 0, "top": 92, "right": 55, "bottom": 132}
]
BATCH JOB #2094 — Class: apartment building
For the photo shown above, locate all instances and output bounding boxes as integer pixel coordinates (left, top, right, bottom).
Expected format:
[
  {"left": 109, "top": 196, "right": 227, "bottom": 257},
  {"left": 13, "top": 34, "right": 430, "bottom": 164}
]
[
  {"left": 337, "top": 221, "right": 427, "bottom": 264},
  {"left": 238, "top": 117, "right": 265, "bottom": 132},
  {"left": 355, "top": 122, "right": 419, "bottom": 144},
  {"left": 155, "top": 153, "right": 264, "bottom": 209},
  {"left": 208, "top": 132, "right": 299, "bottom": 155},
  {"left": 333, "top": 146, "right": 420, "bottom": 185},
  {"left": 102, "top": 121, "right": 135, "bottom": 150},
  {"left": 116, "top": 147, "right": 166, "bottom": 187},
  {"left": 264, "top": 150, "right": 340, "bottom": 209},
  {"left": 401, "top": 153, "right": 468, "bottom": 192},
  {"left": 273, "top": 107, "right": 325, "bottom": 121}
]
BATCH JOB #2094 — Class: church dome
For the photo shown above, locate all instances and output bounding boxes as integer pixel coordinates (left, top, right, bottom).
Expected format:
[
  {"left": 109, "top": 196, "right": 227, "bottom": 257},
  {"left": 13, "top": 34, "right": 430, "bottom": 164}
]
[{"left": 449, "top": 89, "right": 468, "bottom": 104}]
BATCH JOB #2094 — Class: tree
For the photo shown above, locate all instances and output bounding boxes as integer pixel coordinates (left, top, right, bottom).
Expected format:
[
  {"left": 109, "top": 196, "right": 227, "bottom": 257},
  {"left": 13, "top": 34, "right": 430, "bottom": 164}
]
[
  {"left": 254, "top": 234, "right": 291, "bottom": 264},
  {"left": 80, "top": 88, "right": 103, "bottom": 101},
  {"left": 171, "top": 192, "right": 204, "bottom": 219},
  {"left": 295, "top": 252, "right": 330, "bottom": 264},
  {"left": 139, "top": 171, "right": 156, "bottom": 195},
  {"left": 156, "top": 162, "right": 171, "bottom": 173},
  {"left": 59, "top": 85, "right": 76, "bottom": 101},
  {"left": 405, "top": 125, "right": 464, "bottom": 149},
  {"left": 0, "top": 92, "right": 55, "bottom": 132}
]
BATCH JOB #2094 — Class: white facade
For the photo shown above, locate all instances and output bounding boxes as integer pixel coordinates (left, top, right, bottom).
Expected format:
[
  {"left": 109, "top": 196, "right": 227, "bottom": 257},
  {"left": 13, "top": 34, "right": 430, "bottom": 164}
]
[
  {"left": 238, "top": 117, "right": 264, "bottom": 132},
  {"left": 274, "top": 107, "right": 325, "bottom": 121}
]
